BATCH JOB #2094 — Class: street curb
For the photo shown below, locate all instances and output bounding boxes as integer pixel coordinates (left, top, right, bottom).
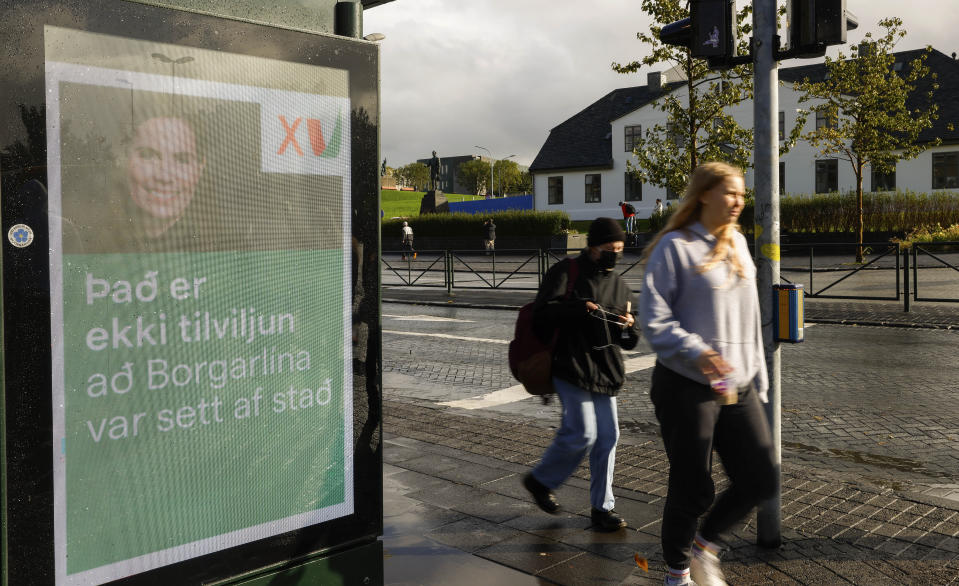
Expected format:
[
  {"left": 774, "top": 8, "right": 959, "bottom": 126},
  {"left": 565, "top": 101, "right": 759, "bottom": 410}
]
[
  {"left": 806, "top": 318, "right": 959, "bottom": 330},
  {"left": 382, "top": 297, "right": 523, "bottom": 311},
  {"left": 383, "top": 297, "right": 959, "bottom": 330}
]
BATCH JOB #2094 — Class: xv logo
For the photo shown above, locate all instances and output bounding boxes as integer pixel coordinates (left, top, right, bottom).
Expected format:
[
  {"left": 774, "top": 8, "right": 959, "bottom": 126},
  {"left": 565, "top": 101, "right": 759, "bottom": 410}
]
[{"left": 276, "top": 111, "right": 343, "bottom": 158}]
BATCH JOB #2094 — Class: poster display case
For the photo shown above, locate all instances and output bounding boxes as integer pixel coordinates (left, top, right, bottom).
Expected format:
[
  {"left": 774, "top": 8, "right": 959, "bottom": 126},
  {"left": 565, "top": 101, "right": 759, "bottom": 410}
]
[{"left": 1, "top": 2, "right": 382, "bottom": 584}]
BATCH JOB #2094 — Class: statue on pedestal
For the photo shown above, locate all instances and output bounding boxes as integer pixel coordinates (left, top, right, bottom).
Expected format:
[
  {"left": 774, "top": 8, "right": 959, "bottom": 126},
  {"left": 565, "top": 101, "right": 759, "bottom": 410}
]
[{"left": 428, "top": 150, "right": 441, "bottom": 191}]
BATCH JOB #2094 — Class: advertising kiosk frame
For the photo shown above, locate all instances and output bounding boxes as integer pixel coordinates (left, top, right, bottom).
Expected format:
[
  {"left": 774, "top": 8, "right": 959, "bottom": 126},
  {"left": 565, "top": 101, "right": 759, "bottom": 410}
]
[{"left": 1, "top": 1, "right": 382, "bottom": 584}]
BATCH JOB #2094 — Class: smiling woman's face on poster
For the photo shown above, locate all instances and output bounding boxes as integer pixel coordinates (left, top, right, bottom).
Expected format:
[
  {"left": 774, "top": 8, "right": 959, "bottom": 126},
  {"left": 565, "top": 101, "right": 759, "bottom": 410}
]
[{"left": 127, "top": 116, "right": 205, "bottom": 232}]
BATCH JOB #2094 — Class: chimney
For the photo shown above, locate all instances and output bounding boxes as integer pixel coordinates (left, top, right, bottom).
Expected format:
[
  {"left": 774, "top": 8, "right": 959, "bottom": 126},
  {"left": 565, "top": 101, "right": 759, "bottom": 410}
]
[{"left": 647, "top": 71, "right": 662, "bottom": 92}]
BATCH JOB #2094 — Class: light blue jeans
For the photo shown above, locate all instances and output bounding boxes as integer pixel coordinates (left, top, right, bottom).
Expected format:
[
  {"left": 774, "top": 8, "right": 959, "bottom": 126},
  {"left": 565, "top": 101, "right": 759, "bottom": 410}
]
[{"left": 531, "top": 377, "right": 620, "bottom": 511}]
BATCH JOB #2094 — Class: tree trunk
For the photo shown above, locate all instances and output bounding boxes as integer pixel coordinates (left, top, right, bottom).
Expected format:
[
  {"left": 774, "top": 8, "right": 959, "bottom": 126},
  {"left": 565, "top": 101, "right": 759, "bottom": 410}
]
[{"left": 687, "top": 61, "right": 697, "bottom": 171}]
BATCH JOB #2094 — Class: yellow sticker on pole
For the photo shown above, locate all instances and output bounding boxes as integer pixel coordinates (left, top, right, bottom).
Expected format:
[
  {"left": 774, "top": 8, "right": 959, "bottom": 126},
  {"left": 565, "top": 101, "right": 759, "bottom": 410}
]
[{"left": 761, "top": 243, "right": 780, "bottom": 261}]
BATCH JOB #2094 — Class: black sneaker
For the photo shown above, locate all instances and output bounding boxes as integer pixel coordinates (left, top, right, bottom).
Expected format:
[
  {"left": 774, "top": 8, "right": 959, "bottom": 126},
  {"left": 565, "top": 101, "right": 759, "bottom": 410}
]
[
  {"left": 591, "top": 508, "right": 627, "bottom": 531},
  {"left": 523, "top": 473, "right": 560, "bottom": 514}
]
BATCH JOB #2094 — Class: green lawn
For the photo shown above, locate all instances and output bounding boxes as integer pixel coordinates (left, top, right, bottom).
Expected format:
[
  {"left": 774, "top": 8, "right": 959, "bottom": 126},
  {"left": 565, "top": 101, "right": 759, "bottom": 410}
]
[{"left": 381, "top": 190, "right": 483, "bottom": 219}]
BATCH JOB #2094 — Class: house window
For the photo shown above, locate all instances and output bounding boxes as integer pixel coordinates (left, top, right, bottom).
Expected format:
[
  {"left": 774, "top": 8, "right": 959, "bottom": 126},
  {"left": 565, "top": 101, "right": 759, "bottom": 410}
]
[
  {"left": 585, "top": 174, "right": 602, "bottom": 203},
  {"left": 667, "top": 122, "right": 686, "bottom": 149},
  {"left": 932, "top": 152, "right": 959, "bottom": 189},
  {"left": 548, "top": 176, "right": 564, "bottom": 204},
  {"left": 815, "top": 109, "right": 837, "bottom": 131},
  {"left": 778, "top": 111, "right": 785, "bottom": 141},
  {"left": 624, "top": 125, "right": 642, "bottom": 152},
  {"left": 624, "top": 172, "right": 642, "bottom": 201},
  {"left": 815, "top": 159, "right": 838, "bottom": 193},
  {"left": 871, "top": 164, "right": 896, "bottom": 192},
  {"left": 666, "top": 187, "right": 680, "bottom": 200},
  {"left": 779, "top": 161, "right": 786, "bottom": 195}
]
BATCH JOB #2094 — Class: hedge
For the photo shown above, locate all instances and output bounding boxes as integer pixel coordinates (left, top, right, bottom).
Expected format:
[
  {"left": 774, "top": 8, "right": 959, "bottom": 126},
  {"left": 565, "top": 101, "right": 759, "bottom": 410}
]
[
  {"left": 650, "top": 190, "right": 959, "bottom": 236},
  {"left": 381, "top": 210, "right": 570, "bottom": 239}
]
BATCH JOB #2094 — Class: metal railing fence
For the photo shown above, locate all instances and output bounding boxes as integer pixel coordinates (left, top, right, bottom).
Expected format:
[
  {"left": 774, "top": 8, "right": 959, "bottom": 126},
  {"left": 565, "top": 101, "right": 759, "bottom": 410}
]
[{"left": 381, "top": 242, "right": 959, "bottom": 310}]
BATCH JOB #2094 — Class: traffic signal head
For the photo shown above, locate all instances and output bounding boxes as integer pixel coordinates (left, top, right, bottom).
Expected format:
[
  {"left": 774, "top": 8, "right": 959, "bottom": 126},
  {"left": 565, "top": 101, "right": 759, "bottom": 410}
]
[
  {"left": 659, "top": 0, "right": 736, "bottom": 67},
  {"left": 787, "top": 0, "right": 859, "bottom": 57},
  {"left": 692, "top": 0, "right": 734, "bottom": 60}
]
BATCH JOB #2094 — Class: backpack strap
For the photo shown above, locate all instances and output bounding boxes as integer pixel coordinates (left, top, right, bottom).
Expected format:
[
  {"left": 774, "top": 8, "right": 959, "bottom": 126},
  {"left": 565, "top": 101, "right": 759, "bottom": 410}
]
[{"left": 564, "top": 257, "right": 579, "bottom": 299}]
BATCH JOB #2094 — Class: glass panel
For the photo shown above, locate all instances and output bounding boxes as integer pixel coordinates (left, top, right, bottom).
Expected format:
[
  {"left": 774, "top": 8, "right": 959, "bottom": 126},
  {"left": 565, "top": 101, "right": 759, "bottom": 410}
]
[
  {"left": 548, "top": 176, "right": 563, "bottom": 204},
  {"left": 932, "top": 153, "right": 959, "bottom": 190},
  {"left": 815, "top": 160, "right": 838, "bottom": 193},
  {"left": 585, "top": 174, "right": 601, "bottom": 203},
  {"left": 624, "top": 172, "right": 642, "bottom": 202}
]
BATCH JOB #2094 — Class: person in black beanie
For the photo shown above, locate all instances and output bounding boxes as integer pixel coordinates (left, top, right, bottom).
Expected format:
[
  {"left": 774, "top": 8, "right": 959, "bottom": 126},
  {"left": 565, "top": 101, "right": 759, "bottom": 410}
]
[{"left": 522, "top": 217, "right": 641, "bottom": 531}]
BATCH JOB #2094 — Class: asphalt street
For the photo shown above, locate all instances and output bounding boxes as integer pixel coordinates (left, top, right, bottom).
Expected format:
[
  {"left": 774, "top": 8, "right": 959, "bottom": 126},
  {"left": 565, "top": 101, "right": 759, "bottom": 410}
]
[{"left": 382, "top": 302, "right": 959, "bottom": 494}]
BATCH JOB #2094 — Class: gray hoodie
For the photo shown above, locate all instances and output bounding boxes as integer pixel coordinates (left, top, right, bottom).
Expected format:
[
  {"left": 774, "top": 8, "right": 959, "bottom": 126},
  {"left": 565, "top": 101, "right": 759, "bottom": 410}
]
[{"left": 639, "top": 222, "right": 768, "bottom": 402}]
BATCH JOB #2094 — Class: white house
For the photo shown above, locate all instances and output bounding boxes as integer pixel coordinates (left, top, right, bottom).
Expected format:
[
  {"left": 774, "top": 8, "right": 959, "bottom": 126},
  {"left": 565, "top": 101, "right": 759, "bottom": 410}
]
[{"left": 529, "top": 49, "right": 959, "bottom": 221}]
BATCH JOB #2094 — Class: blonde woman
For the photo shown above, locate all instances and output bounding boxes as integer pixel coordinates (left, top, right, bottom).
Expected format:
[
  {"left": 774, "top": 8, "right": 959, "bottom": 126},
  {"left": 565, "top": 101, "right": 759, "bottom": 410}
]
[{"left": 639, "top": 163, "right": 775, "bottom": 586}]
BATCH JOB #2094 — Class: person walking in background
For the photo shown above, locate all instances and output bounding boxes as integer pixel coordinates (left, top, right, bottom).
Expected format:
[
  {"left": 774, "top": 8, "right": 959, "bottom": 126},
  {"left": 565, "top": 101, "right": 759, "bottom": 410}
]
[
  {"left": 483, "top": 218, "right": 496, "bottom": 255},
  {"left": 654, "top": 198, "right": 664, "bottom": 215},
  {"left": 400, "top": 221, "right": 415, "bottom": 260},
  {"left": 639, "top": 162, "right": 776, "bottom": 586},
  {"left": 522, "top": 218, "right": 641, "bottom": 532},
  {"left": 619, "top": 201, "right": 637, "bottom": 233}
]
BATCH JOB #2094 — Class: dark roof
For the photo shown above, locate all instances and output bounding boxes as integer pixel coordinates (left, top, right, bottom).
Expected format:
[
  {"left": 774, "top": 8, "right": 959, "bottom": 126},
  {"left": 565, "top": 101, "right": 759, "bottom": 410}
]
[
  {"left": 780, "top": 48, "right": 959, "bottom": 145},
  {"left": 530, "top": 49, "right": 959, "bottom": 173},
  {"left": 529, "top": 82, "right": 683, "bottom": 172}
]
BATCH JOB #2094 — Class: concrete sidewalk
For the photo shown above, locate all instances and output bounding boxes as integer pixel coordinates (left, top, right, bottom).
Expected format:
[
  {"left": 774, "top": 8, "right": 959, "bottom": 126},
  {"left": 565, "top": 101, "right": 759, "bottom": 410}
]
[
  {"left": 382, "top": 397, "right": 959, "bottom": 585},
  {"left": 380, "top": 287, "right": 959, "bottom": 584}
]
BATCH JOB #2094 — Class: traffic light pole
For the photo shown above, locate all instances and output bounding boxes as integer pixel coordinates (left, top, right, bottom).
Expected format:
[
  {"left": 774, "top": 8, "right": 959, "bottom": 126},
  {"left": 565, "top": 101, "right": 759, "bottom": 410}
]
[{"left": 753, "top": 0, "right": 783, "bottom": 548}]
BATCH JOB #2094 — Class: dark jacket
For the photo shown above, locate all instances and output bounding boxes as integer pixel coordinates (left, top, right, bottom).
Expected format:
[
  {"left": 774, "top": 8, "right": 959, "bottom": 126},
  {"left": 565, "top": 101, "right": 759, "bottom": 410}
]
[
  {"left": 532, "top": 251, "right": 640, "bottom": 395},
  {"left": 484, "top": 221, "right": 496, "bottom": 240}
]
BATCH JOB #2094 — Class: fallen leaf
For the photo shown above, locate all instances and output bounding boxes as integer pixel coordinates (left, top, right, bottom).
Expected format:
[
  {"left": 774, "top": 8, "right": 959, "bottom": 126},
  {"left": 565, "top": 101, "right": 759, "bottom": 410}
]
[{"left": 634, "top": 554, "right": 648, "bottom": 572}]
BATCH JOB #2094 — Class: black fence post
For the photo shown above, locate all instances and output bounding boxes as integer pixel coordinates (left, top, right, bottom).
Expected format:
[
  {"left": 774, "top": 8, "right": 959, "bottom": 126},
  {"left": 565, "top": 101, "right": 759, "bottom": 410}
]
[
  {"left": 903, "top": 246, "right": 910, "bottom": 313},
  {"left": 538, "top": 249, "right": 544, "bottom": 288},
  {"left": 894, "top": 244, "right": 900, "bottom": 303},
  {"left": 445, "top": 250, "right": 452, "bottom": 294}
]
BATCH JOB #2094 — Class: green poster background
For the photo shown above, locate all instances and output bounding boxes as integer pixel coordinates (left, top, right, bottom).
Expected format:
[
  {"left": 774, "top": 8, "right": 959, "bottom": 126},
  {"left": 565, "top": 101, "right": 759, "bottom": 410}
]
[{"left": 61, "top": 249, "right": 347, "bottom": 574}]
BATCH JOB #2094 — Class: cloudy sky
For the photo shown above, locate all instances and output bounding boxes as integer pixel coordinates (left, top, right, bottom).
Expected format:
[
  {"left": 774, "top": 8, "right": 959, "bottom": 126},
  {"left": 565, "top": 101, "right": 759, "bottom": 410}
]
[{"left": 365, "top": 0, "right": 955, "bottom": 169}]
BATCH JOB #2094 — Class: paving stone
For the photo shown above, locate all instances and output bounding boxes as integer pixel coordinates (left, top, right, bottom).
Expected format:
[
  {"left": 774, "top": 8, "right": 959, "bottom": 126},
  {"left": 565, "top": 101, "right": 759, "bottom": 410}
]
[
  {"left": 536, "top": 550, "right": 638, "bottom": 586},
  {"left": 557, "top": 526, "right": 661, "bottom": 564},
  {"left": 425, "top": 516, "right": 521, "bottom": 553},
  {"left": 820, "top": 558, "right": 905, "bottom": 585},
  {"left": 431, "top": 460, "right": 515, "bottom": 486},
  {"left": 474, "top": 532, "right": 583, "bottom": 575},
  {"left": 767, "top": 558, "right": 846, "bottom": 584},
  {"left": 502, "top": 511, "right": 593, "bottom": 541},
  {"left": 383, "top": 443, "right": 427, "bottom": 464}
]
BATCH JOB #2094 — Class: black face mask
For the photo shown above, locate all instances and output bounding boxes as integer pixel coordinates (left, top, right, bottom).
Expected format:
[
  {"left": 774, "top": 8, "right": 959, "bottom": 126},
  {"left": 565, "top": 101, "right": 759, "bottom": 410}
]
[{"left": 598, "top": 250, "right": 622, "bottom": 271}]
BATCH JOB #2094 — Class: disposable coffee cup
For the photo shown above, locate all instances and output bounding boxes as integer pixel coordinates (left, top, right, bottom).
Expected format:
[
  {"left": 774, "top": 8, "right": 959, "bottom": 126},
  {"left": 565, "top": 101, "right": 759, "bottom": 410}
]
[{"left": 711, "top": 377, "right": 738, "bottom": 405}]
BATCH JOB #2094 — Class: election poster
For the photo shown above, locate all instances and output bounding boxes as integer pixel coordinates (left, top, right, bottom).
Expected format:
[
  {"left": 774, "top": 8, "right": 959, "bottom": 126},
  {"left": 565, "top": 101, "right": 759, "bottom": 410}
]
[{"left": 45, "top": 26, "right": 354, "bottom": 584}]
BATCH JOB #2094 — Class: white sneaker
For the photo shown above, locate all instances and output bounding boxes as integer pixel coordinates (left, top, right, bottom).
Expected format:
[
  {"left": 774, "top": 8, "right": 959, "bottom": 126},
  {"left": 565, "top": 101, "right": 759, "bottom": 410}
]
[
  {"left": 663, "top": 568, "right": 697, "bottom": 585},
  {"left": 690, "top": 547, "right": 726, "bottom": 586}
]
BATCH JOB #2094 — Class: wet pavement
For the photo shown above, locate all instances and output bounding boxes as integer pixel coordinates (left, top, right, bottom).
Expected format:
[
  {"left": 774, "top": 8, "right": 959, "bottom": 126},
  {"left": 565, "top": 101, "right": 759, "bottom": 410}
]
[{"left": 379, "top": 289, "right": 959, "bottom": 585}]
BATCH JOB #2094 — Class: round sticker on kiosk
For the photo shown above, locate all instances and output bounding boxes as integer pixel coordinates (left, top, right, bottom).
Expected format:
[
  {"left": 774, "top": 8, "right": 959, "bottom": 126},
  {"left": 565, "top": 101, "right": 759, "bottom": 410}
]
[{"left": 8, "top": 223, "right": 34, "bottom": 248}]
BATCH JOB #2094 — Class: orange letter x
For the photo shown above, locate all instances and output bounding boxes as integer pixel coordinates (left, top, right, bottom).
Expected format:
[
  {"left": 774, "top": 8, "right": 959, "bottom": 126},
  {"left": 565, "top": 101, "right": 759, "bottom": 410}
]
[{"left": 277, "top": 115, "right": 303, "bottom": 156}]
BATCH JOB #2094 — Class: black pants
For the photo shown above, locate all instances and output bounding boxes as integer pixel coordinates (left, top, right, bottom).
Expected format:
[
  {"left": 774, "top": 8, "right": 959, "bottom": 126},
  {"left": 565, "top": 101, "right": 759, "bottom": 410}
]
[{"left": 650, "top": 363, "right": 777, "bottom": 569}]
